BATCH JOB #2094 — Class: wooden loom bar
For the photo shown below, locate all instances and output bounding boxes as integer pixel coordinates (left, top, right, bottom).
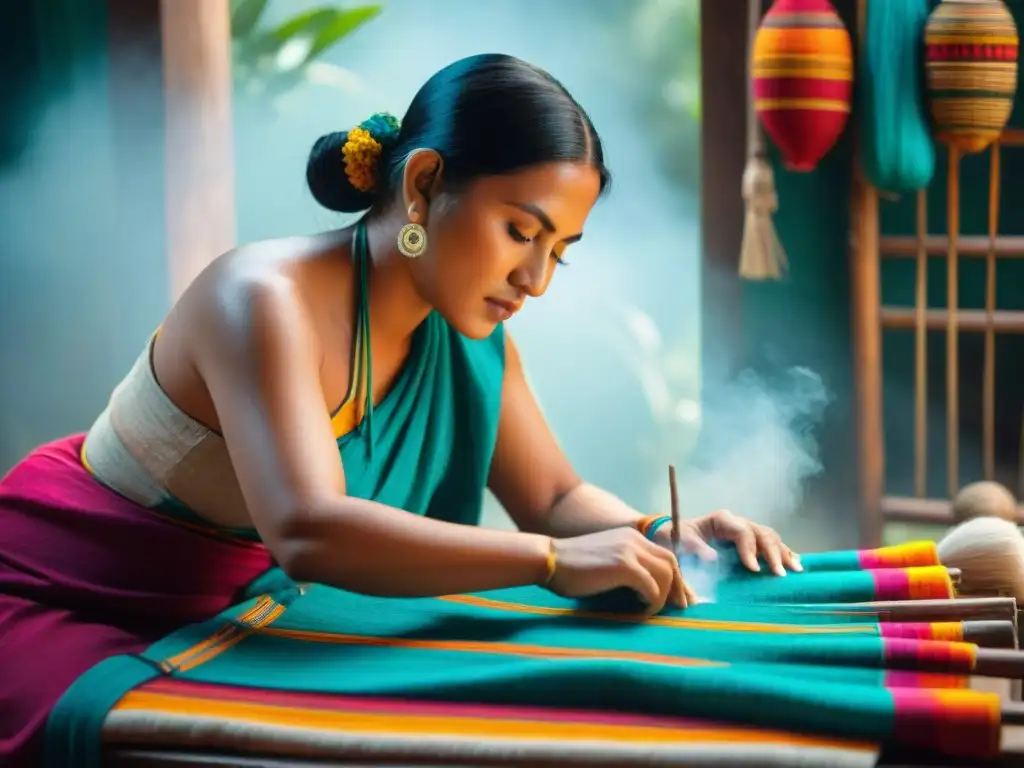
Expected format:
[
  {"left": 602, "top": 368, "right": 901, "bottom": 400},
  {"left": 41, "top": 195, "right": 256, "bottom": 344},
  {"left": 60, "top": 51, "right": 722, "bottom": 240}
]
[
  {"left": 914, "top": 190, "right": 928, "bottom": 498},
  {"left": 881, "top": 494, "right": 1024, "bottom": 525},
  {"left": 996, "top": 127, "right": 1024, "bottom": 145},
  {"left": 963, "top": 620, "right": 1017, "bottom": 649},
  {"left": 849, "top": 596, "right": 1017, "bottom": 622},
  {"left": 946, "top": 147, "right": 961, "bottom": 498},
  {"left": 985, "top": 144, "right": 1001, "bottom": 481},
  {"left": 880, "top": 235, "right": 1024, "bottom": 257},
  {"left": 880, "top": 308, "right": 1024, "bottom": 333},
  {"left": 849, "top": 0, "right": 884, "bottom": 548}
]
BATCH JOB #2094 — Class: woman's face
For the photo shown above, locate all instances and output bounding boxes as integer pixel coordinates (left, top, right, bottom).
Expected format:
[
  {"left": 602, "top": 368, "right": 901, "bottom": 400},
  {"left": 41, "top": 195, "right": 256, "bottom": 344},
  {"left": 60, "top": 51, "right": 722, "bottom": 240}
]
[{"left": 408, "top": 160, "right": 602, "bottom": 340}]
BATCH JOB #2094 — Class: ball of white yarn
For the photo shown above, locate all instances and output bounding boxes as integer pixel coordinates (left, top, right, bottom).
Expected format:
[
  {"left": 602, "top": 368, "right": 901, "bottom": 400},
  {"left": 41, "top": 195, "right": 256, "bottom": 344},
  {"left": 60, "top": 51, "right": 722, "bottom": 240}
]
[{"left": 937, "top": 516, "right": 1024, "bottom": 602}]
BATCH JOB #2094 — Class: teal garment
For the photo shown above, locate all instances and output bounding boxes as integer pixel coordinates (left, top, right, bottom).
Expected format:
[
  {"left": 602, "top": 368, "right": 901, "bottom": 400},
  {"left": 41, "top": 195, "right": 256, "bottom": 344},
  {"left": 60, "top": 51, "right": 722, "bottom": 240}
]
[
  {"left": 858, "top": 0, "right": 935, "bottom": 192},
  {"left": 144, "top": 220, "right": 505, "bottom": 538},
  {"left": 47, "top": 577, "right": 908, "bottom": 767},
  {"left": 44, "top": 220, "right": 508, "bottom": 765},
  {"left": 337, "top": 221, "right": 506, "bottom": 525}
]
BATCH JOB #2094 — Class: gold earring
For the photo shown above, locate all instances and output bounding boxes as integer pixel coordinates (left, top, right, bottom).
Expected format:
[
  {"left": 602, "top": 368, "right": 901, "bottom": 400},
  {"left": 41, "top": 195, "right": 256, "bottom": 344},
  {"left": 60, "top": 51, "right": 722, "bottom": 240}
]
[{"left": 397, "top": 222, "right": 427, "bottom": 258}]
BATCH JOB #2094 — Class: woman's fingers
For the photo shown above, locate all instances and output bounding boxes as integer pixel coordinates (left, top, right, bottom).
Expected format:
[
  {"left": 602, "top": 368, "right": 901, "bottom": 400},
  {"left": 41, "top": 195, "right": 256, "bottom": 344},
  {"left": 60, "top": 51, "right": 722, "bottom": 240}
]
[
  {"left": 675, "top": 525, "right": 719, "bottom": 561},
  {"left": 623, "top": 559, "right": 664, "bottom": 613},
  {"left": 782, "top": 546, "right": 803, "bottom": 572},
  {"left": 755, "top": 525, "right": 787, "bottom": 577}
]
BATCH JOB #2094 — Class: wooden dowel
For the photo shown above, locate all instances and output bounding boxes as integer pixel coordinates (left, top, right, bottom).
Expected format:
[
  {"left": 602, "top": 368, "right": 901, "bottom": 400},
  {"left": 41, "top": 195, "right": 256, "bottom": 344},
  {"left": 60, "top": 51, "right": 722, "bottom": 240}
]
[
  {"left": 998, "top": 127, "right": 1024, "bottom": 146},
  {"left": 849, "top": 0, "right": 883, "bottom": 549},
  {"left": 668, "top": 465, "right": 680, "bottom": 554},
  {"left": 881, "top": 308, "right": 1024, "bottom": 334},
  {"left": 1003, "top": 701, "right": 1024, "bottom": 726},
  {"left": 975, "top": 649, "right": 1024, "bottom": 680},
  {"left": 914, "top": 189, "right": 928, "bottom": 498},
  {"left": 962, "top": 619, "right": 1017, "bottom": 649},
  {"left": 880, "top": 234, "right": 1024, "bottom": 257},
  {"left": 844, "top": 597, "right": 1017, "bottom": 623},
  {"left": 881, "top": 494, "right": 1024, "bottom": 525},
  {"left": 984, "top": 143, "right": 1000, "bottom": 481},
  {"left": 947, "top": 146, "right": 961, "bottom": 498}
]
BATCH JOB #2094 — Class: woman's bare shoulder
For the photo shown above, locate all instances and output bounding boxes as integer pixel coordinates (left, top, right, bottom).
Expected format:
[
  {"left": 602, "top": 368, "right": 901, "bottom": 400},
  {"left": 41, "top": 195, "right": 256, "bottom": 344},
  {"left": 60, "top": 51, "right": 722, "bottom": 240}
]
[
  {"left": 152, "top": 230, "right": 353, "bottom": 428},
  {"left": 174, "top": 230, "right": 351, "bottom": 338}
]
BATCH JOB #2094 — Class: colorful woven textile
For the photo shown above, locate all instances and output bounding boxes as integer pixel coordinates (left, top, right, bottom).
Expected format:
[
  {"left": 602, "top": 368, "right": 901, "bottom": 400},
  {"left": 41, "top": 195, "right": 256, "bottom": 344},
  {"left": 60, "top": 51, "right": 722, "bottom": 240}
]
[
  {"left": 104, "top": 678, "right": 884, "bottom": 768},
  {"left": 800, "top": 541, "right": 941, "bottom": 571},
  {"left": 752, "top": 0, "right": 854, "bottom": 171},
  {"left": 46, "top": 567, "right": 1002, "bottom": 767},
  {"left": 925, "top": 0, "right": 1019, "bottom": 153}
]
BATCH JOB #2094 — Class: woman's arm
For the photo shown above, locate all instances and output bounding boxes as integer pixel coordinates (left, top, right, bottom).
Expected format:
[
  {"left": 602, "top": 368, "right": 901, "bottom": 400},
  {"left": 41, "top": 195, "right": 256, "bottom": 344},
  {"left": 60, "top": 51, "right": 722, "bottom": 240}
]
[
  {"left": 488, "top": 333, "right": 800, "bottom": 576},
  {"left": 194, "top": 274, "right": 553, "bottom": 596},
  {"left": 487, "top": 332, "right": 642, "bottom": 538}
]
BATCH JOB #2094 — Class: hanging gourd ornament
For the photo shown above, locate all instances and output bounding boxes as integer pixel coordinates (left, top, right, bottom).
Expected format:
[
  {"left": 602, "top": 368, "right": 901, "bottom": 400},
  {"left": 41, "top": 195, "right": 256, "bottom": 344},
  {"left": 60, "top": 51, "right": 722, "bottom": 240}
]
[
  {"left": 925, "top": 0, "right": 1018, "bottom": 154},
  {"left": 752, "top": 0, "right": 854, "bottom": 172}
]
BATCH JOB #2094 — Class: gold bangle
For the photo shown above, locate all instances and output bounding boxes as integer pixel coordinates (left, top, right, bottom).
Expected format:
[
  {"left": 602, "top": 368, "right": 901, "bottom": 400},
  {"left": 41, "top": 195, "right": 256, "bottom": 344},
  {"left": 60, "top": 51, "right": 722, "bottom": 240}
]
[{"left": 543, "top": 537, "right": 557, "bottom": 586}]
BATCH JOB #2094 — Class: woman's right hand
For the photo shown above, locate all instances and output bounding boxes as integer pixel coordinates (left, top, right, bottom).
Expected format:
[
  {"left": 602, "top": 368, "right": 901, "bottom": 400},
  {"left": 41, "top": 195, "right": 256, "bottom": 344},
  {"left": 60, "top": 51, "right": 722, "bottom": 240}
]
[{"left": 546, "top": 528, "right": 696, "bottom": 614}]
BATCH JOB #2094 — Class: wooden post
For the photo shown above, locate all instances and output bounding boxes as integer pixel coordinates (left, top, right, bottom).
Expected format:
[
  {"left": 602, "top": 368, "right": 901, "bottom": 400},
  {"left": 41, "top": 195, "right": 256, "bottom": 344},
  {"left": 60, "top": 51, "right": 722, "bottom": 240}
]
[
  {"left": 699, "top": 0, "right": 748, "bottom": 385},
  {"left": 160, "top": 0, "right": 235, "bottom": 300},
  {"left": 849, "top": 0, "right": 884, "bottom": 547}
]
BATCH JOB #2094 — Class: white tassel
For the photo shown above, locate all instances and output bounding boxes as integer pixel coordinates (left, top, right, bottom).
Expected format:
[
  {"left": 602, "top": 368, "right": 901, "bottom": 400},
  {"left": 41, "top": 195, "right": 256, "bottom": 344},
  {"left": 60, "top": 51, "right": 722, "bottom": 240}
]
[
  {"left": 740, "top": 0, "right": 787, "bottom": 281},
  {"left": 739, "top": 155, "right": 788, "bottom": 280}
]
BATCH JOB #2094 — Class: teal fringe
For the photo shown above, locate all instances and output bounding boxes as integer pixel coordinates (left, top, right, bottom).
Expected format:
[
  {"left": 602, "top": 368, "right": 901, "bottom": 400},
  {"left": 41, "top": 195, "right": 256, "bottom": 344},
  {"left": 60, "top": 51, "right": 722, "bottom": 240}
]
[{"left": 858, "top": 0, "right": 936, "bottom": 193}]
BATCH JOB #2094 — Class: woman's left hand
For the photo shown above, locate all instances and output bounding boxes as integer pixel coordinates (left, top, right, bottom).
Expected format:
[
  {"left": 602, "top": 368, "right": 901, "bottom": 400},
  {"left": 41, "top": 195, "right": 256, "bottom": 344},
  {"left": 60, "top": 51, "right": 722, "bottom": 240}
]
[{"left": 655, "top": 509, "right": 802, "bottom": 576}]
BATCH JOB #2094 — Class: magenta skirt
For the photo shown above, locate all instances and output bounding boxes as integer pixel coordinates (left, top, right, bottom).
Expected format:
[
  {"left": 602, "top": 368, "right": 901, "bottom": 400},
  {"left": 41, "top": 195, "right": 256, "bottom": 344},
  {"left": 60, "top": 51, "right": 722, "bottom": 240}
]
[{"left": 0, "top": 435, "right": 273, "bottom": 766}]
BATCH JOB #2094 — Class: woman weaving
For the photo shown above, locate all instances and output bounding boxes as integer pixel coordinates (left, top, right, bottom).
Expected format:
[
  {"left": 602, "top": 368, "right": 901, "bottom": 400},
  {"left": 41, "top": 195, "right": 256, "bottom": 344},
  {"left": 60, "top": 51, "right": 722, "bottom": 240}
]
[{"left": 0, "top": 54, "right": 799, "bottom": 765}]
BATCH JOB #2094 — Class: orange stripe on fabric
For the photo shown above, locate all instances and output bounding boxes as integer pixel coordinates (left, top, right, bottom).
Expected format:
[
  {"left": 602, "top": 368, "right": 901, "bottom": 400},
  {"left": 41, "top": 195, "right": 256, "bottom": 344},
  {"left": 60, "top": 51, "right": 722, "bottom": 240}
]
[
  {"left": 110, "top": 691, "right": 876, "bottom": 752},
  {"left": 161, "top": 598, "right": 286, "bottom": 673},
  {"left": 255, "top": 626, "right": 724, "bottom": 669},
  {"left": 907, "top": 566, "right": 956, "bottom": 600},
  {"left": 439, "top": 594, "right": 875, "bottom": 634}
]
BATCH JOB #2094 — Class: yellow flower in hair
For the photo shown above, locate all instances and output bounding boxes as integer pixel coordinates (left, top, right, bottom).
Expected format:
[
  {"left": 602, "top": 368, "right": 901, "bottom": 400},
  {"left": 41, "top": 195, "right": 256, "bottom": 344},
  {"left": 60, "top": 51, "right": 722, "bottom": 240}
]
[{"left": 342, "top": 127, "right": 383, "bottom": 193}]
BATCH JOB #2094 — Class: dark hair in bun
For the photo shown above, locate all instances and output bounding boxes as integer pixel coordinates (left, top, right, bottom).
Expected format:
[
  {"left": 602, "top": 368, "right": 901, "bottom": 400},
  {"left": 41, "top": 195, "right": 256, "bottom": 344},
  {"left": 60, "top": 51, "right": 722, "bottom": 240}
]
[
  {"left": 305, "top": 53, "right": 610, "bottom": 214},
  {"left": 306, "top": 113, "right": 401, "bottom": 213}
]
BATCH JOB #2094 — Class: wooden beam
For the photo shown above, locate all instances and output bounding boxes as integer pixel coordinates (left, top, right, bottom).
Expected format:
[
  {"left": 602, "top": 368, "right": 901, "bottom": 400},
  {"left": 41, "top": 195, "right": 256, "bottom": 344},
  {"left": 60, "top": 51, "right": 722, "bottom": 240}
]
[
  {"left": 848, "top": 0, "right": 884, "bottom": 548},
  {"left": 698, "top": 0, "right": 747, "bottom": 385},
  {"left": 881, "top": 235, "right": 1024, "bottom": 258},
  {"left": 882, "top": 494, "right": 1024, "bottom": 525},
  {"left": 880, "top": 308, "right": 1024, "bottom": 333},
  {"left": 999, "top": 127, "right": 1024, "bottom": 146},
  {"left": 160, "top": 0, "right": 235, "bottom": 300}
]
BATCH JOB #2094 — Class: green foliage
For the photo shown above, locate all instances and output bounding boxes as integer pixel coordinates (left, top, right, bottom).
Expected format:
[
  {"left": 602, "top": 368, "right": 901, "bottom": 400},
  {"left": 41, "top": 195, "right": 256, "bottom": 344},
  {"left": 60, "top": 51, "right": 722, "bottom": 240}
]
[
  {"left": 230, "top": 0, "right": 381, "bottom": 101},
  {"left": 628, "top": 0, "right": 701, "bottom": 190}
]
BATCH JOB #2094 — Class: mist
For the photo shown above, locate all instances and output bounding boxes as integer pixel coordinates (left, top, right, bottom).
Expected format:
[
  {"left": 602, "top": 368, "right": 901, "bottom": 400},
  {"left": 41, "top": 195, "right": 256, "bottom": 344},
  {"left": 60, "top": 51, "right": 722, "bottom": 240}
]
[{"left": 678, "top": 363, "right": 832, "bottom": 600}]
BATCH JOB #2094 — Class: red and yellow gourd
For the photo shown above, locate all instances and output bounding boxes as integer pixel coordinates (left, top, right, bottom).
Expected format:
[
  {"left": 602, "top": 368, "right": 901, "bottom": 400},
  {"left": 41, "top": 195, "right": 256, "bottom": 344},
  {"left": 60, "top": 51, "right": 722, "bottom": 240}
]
[
  {"left": 752, "top": 0, "right": 854, "bottom": 172},
  {"left": 924, "top": 0, "right": 1019, "bottom": 154}
]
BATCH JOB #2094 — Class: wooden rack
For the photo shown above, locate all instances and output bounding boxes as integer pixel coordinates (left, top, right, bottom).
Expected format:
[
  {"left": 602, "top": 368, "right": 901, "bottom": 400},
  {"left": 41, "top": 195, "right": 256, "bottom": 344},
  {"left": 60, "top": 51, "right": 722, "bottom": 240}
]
[{"left": 852, "top": 123, "right": 1024, "bottom": 540}]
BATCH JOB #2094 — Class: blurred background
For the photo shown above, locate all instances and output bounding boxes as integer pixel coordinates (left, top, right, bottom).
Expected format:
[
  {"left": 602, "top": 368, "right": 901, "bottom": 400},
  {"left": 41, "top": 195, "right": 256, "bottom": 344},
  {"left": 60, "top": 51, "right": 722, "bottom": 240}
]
[{"left": 0, "top": 0, "right": 851, "bottom": 551}]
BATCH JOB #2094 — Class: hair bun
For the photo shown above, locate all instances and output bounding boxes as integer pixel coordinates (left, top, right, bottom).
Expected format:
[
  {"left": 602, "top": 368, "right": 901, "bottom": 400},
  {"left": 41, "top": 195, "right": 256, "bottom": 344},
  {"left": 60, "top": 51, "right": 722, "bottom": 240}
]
[{"left": 306, "top": 112, "right": 401, "bottom": 214}]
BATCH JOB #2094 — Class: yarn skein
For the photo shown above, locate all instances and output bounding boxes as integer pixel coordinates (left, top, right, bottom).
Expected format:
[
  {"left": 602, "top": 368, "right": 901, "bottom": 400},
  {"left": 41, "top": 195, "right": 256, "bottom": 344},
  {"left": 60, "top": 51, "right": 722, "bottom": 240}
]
[
  {"left": 859, "top": 0, "right": 935, "bottom": 192},
  {"left": 938, "top": 516, "right": 1024, "bottom": 602}
]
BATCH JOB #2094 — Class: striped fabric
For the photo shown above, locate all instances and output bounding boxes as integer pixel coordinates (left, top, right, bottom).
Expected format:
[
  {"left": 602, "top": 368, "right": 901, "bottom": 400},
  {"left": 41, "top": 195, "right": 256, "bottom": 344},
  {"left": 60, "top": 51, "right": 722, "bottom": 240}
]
[
  {"left": 43, "top": 552, "right": 1007, "bottom": 767},
  {"left": 104, "top": 678, "right": 883, "bottom": 768}
]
